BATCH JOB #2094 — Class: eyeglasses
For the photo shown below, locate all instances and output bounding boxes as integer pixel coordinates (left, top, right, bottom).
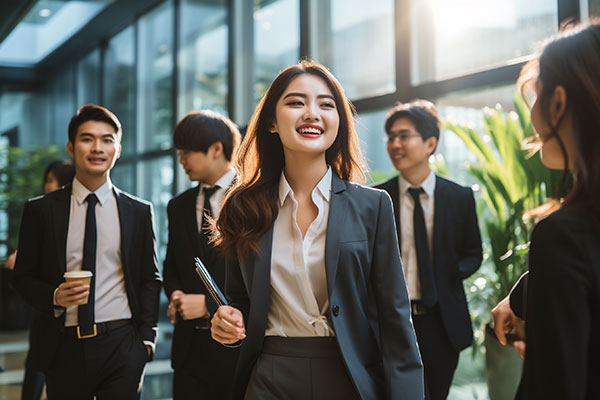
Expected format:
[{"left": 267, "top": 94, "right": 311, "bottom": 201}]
[{"left": 385, "top": 133, "right": 422, "bottom": 144}]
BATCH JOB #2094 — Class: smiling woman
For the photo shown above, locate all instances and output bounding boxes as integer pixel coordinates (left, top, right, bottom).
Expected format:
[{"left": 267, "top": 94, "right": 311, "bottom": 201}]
[{"left": 209, "top": 61, "right": 424, "bottom": 400}]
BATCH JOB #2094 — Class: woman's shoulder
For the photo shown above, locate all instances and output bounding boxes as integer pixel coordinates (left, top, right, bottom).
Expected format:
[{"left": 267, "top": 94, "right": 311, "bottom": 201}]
[{"left": 533, "top": 206, "right": 590, "bottom": 238}]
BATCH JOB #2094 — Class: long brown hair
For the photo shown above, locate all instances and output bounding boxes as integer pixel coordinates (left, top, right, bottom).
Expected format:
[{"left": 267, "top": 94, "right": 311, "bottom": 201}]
[
  {"left": 517, "top": 19, "right": 600, "bottom": 224},
  {"left": 215, "top": 61, "right": 366, "bottom": 260}
]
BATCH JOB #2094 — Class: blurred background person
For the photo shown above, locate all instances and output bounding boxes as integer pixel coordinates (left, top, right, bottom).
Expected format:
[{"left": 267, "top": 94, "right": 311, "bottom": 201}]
[{"left": 376, "top": 100, "right": 482, "bottom": 400}]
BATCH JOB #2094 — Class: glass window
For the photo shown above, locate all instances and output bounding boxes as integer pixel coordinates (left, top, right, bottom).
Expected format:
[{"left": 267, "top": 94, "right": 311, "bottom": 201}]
[
  {"left": 50, "top": 65, "right": 76, "bottom": 143},
  {"left": 590, "top": 0, "right": 600, "bottom": 17},
  {"left": 254, "top": 0, "right": 300, "bottom": 104},
  {"left": 138, "top": 1, "right": 174, "bottom": 152},
  {"left": 178, "top": 0, "right": 228, "bottom": 119},
  {"left": 136, "top": 155, "right": 174, "bottom": 264},
  {"left": 76, "top": 49, "right": 101, "bottom": 106},
  {"left": 110, "top": 162, "right": 135, "bottom": 195},
  {"left": 355, "top": 109, "right": 395, "bottom": 183},
  {"left": 104, "top": 26, "right": 136, "bottom": 156},
  {"left": 410, "top": 0, "right": 558, "bottom": 85},
  {"left": 311, "top": 0, "right": 395, "bottom": 100},
  {"left": 436, "top": 85, "right": 516, "bottom": 186}
]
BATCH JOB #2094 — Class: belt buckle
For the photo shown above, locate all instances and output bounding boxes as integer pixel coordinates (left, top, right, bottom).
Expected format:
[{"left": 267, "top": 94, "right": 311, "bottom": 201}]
[{"left": 77, "top": 325, "right": 97, "bottom": 339}]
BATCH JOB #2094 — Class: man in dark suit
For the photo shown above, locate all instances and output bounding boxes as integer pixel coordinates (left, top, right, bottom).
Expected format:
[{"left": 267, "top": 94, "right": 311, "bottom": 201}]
[
  {"left": 375, "top": 100, "right": 482, "bottom": 400},
  {"left": 163, "top": 110, "right": 241, "bottom": 399},
  {"left": 13, "top": 105, "right": 162, "bottom": 399}
]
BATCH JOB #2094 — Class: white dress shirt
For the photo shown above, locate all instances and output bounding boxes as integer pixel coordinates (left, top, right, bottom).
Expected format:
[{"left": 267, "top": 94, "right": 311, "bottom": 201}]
[
  {"left": 195, "top": 168, "right": 236, "bottom": 231},
  {"left": 64, "top": 178, "right": 132, "bottom": 326},
  {"left": 266, "top": 167, "right": 334, "bottom": 337},
  {"left": 399, "top": 171, "right": 436, "bottom": 301}
]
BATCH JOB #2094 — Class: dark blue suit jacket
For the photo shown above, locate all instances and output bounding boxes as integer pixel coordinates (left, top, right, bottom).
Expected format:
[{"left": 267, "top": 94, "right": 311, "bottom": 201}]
[
  {"left": 226, "top": 174, "right": 424, "bottom": 400},
  {"left": 375, "top": 175, "right": 482, "bottom": 351},
  {"left": 163, "top": 185, "right": 239, "bottom": 375},
  {"left": 12, "top": 184, "right": 162, "bottom": 370}
]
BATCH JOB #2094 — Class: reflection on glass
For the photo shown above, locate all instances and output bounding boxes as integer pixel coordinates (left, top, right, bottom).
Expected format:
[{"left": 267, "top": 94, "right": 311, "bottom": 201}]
[
  {"left": 591, "top": 0, "right": 600, "bottom": 17},
  {"left": 355, "top": 109, "right": 394, "bottom": 182},
  {"left": 137, "top": 155, "right": 174, "bottom": 264},
  {"left": 138, "top": 1, "right": 174, "bottom": 152},
  {"left": 76, "top": 49, "right": 100, "bottom": 107},
  {"left": 436, "top": 85, "right": 516, "bottom": 186},
  {"left": 254, "top": 0, "right": 299, "bottom": 103},
  {"left": 410, "top": 0, "right": 558, "bottom": 84},
  {"left": 51, "top": 65, "right": 76, "bottom": 142},
  {"left": 312, "top": 0, "right": 395, "bottom": 100},
  {"left": 104, "top": 26, "right": 135, "bottom": 155},
  {"left": 178, "top": 0, "right": 228, "bottom": 118},
  {"left": 110, "top": 162, "right": 135, "bottom": 195}
]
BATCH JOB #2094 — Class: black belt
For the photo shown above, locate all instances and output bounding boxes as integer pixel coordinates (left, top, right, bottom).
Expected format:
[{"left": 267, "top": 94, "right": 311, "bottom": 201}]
[
  {"left": 62, "top": 319, "right": 132, "bottom": 339},
  {"left": 195, "top": 316, "right": 211, "bottom": 330},
  {"left": 411, "top": 301, "right": 434, "bottom": 316}
]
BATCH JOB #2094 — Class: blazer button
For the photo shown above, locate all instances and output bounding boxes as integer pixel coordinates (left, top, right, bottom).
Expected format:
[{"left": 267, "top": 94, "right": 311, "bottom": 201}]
[{"left": 332, "top": 305, "right": 340, "bottom": 316}]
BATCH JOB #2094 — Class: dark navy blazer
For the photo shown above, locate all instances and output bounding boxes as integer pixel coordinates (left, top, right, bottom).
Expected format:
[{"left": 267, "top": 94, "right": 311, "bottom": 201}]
[
  {"left": 375, "top": 175, "right": 482, "bottom": 351},
  {"left": 226, "top": 174, "right": 424, "bottom": 400}
]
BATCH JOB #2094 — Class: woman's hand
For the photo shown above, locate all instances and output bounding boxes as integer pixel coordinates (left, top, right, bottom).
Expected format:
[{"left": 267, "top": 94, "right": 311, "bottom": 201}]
[
  {"left": 211, "top": 305, "right": 246, "bottom": 345},
  {"left": 491, "top": 294, "right": 526, "bottom": 358}
]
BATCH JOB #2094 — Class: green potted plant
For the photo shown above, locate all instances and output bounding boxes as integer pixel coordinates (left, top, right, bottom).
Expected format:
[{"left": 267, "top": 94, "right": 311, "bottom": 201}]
[
  {"left": 0, "top": 144, "right": 66, "bottom": 329},
  {"left": 444, "top": 93, "right": 561, "bottom": 400}
]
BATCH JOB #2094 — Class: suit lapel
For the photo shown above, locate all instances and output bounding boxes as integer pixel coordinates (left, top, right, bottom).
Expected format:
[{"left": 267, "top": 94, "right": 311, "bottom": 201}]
[
  {"left": 248, "top": 227, "right": 274, "bottom": 326},
  {"left": 185, "top": 185, "right": 201, "bottom": 250},
  {"left": 433, "top": 176, "right": 446, "bottom": 273},
  {"left": 115, "top": 188, "right": 133, "bottom": 274},
  {"left": 52, "top": 185, "right": 72, "bottom": 273},
  {"left": 324, "top": 174, "right": 348, "bottom": 296}
]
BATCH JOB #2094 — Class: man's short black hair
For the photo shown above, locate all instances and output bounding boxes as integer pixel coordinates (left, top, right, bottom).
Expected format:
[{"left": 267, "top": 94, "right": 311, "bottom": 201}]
[
  {"left": 173, "top": 110, "right": 241, "bottom": 162},
  {"left": 384, "top": 99, "right": 441, "bottom": 145},
  {"left": 68, "top": 104, "right": 122, "bottom": 143}
]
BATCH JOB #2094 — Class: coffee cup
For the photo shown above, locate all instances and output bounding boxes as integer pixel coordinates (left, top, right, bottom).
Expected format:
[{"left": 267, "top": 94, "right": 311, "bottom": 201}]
[{"left": 63, "top": 270, "right": 93, "bottom": 305}]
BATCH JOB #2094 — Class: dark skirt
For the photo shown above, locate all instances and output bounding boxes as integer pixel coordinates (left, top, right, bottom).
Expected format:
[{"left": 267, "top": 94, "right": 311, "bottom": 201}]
[{"left": 244, "top": 336, "right": 360, "bottom": 400}]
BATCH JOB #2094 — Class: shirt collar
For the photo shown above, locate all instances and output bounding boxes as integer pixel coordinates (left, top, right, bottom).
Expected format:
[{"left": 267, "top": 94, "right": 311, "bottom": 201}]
[
  {"left": 201, "top": 168, "right": 236, "bottom": 191},
  {"left": 278, "top": 166, "right": 332, "bottom": 207},
  {"left": 72, "top": 177, "right": 113, "bottom": 206},
  {"left": 398, "top": 170, "right": 436, "bottom": 197}
]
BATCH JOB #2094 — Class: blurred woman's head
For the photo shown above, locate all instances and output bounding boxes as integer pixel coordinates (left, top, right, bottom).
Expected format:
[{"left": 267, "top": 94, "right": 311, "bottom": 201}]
[
  {"left": 43, "top": 160, "right": 75, "bottom": 194},
  {"left": 518, "top": 19, "right": 600, "bottom": 215}
]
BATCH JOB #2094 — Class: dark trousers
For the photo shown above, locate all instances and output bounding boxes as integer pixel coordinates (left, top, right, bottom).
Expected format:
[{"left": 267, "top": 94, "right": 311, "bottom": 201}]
[
  {"left": 413, "top": 306, "right": 459, "bottom": 400},
  {"left": 245, "top": 336, "right": 359, "bottom": 400},
  {"left": 21, "top": 350, "right": 44, "bottom": 400},
  {"left": 172, "top": 328, "right": 239, "bottom": 399},
  {"left": 45, "top": 321, "right": 148, "bottom": 400}
]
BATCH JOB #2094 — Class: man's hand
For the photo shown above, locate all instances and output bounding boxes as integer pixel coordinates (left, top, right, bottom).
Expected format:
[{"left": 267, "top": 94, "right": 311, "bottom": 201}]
[
  {"left": 168, "top": 290, "right": 184, "bottom": 323},
  {"left": 54, "top": 281, "right": 89, "bottom": 307},
  {"left": 174, "top": 294, "right": 208, "bottom": 320},
  {"left": 5, "top": 250, "right": 17, "bottom": 270},
  {"left": 211, "top": 306, "right": 245, "bottom": 345}
]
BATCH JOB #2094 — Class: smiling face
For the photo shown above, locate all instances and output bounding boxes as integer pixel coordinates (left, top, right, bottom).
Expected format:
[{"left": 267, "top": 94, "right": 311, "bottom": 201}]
[
  {"left": 67, "top": 120, "right": 121, "bottom": 184},
  {"left": 271, "top": 74, "right": 340, "bottom": 160},
  {"left": 386, "top": 117, "right": 436, "bottom": 177}
]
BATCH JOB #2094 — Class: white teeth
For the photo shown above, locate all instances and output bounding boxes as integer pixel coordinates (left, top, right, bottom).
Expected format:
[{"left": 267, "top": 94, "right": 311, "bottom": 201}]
[{"left": 298, "top": 127, "right": 323, "bottom": 134}]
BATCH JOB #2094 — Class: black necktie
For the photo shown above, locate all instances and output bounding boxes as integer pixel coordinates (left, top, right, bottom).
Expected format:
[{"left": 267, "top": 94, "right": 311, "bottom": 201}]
[
  {"left": 202, "top": 185, "right": 220, "bottom": 232},
  {"left": 78, "top": 193, "right": 98, "bottom": 335},
  {"left": 408, "top": 187, "right": 438, "bottom": 307}
]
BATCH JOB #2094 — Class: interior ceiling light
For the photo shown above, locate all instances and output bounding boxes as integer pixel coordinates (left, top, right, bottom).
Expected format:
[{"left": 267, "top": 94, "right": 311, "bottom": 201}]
[{"left": 39, "top": 9, "right": 52, "bottom": 17}]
